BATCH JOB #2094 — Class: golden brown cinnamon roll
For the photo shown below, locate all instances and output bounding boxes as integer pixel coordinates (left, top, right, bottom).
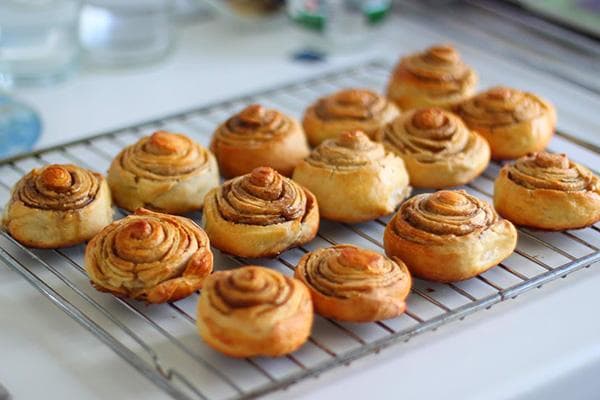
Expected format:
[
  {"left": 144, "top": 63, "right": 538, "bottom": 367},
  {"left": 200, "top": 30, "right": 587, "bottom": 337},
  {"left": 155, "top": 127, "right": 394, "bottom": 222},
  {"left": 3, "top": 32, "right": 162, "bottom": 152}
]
[
  {"left": 2, "top": 164, "right": 113, "bottom": 248},
  {"left": 85, "top": 208, "right": 213, "bottom": 303},
  {"left": 384, "top": 190, "right": 517, "bottom": 282},
  {"left": 197, "top": 266, "right": 313, "bottom": 357},
  {"left": 454, "top": 87, "right": 556, "bottom": 160},
  {"left": 293, "top": 131, "right": 410, "bottom": 223},
  {"left": 302, "top": 88, "right": 400, "bottom": 146},
  {"left": 202, "top": 167, "right": 319, "bottom": 258},
  {"left": 210, "top": 104, "right": 309, "bottom": 178},
  {"left": 379, "top": 108, "right": 490, "bottom": 188},
  {"left": 387, "top": 44, "right": 478, "bottom": 110},
  {"left": 295, "top": 245, "right": 411, "bottom": 322},
  {"left": 494, "top": 152, "right": 600, "bottom": 230},
  {"left": 107, "top": 131, "right": 219, "bottom": 214}
]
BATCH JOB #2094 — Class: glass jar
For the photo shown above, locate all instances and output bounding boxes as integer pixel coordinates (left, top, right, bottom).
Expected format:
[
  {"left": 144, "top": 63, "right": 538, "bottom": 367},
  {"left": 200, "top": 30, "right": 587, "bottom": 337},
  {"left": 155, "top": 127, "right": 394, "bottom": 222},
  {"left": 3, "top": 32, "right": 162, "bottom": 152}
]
[
  {"left": 0, "top": 0, "right": 81, "bottom": 87},
  {"left": 79, "top": 0, "right": 175, "bottom": 68}
]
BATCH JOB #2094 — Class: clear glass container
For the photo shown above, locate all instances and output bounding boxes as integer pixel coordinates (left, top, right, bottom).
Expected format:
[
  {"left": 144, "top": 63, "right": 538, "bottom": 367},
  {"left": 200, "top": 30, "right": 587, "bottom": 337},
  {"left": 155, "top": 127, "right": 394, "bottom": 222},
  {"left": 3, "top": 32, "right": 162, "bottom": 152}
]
[
  {"left": 287, "top": 0, "right": 392, "bottom": 51},
  {"left": 0, "top": 0, "right": 81, "bottom": 87},
  {"left": 79, "top": 0, "right": 175, "bottom": 68}
]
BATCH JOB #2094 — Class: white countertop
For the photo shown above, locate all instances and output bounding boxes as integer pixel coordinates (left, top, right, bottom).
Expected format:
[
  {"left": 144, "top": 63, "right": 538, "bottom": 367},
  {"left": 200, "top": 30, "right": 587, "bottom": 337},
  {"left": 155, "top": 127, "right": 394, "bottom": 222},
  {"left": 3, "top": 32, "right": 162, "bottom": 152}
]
[{"left": 2, "top": 10, "right": 600, "bottom": 400}]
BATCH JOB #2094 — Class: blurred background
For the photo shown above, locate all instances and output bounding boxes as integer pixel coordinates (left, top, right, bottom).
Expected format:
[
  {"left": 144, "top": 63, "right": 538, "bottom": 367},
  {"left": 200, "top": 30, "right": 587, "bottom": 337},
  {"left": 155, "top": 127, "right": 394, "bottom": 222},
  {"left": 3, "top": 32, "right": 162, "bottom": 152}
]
[{"left": 1, "top": 0, "right": 599, "bottom": 158}]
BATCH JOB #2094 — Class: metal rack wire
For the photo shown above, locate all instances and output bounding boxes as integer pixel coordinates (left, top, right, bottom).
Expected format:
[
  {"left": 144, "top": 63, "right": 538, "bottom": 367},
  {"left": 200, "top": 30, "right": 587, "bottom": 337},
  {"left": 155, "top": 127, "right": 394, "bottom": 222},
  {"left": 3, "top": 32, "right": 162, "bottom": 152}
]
[{"left": 0, "top": 60, "right": 599, "bottom": 400}]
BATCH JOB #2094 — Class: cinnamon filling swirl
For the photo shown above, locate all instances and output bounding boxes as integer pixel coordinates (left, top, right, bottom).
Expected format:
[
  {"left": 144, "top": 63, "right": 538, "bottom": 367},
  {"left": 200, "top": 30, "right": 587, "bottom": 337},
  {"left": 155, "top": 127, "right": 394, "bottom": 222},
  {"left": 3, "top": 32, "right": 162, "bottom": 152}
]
[
  {"left": 384, "top": 108, "right": 470, "bottom": 162},
  {"left": 216, "top": 167, "right": 307, "bottom": 225},
  {"left": 508, "top": 152, "right": 594, "bottom": 192},
  {"left": 300, "top": 245, "right": 406, "bottom": 299},
  {"left": 218, "top": 104, "right": 291, "bottom": 144},
  {"left": 209, "top": 267, "right": 294, "bottom": 314},
  {"left": 17, "top": 164, "right": 100, "bottom": 211},
  {"left": 402, "top": 45, "right": 473, "bottom": 93},
  {"left": 314, "top": 89, "right": 389, "bottom": 121},
  {"left": 395, "top": 190, "right": 497, "bottom": 239},
  {"left": 117, "top": 131, "right": 210, "bottom": 180},
  {"left": 93, "top": 212, "right": 209, "bottom": 291},
  {"left": 455, "top": 87, "right": 544, "bottom": 127},
  {"left": 306, "top": 130, "right": 385, "bottom": 170}
]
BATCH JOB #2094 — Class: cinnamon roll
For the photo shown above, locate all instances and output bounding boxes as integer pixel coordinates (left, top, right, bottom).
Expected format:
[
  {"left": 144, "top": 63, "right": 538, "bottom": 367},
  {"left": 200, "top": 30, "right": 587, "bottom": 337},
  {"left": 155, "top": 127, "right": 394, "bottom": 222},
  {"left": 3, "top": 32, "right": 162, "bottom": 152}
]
[
  {"left": 494, "top": 152, "right": 600, "bottom": 230},
  {"left": 295, "top": 245, "right": 411, "bottom": 322},
  {"left": 210, "top": 104, "right": 309, "bottom": 178},
  {"left": 292, "top": 131, "right": 410, "bottom": 223},
  {"left": 2, "top": 164, "right": 113, "bottom": 248},
  {"left": 197, "top": 266, "right": 313, "bottom": 357},
  {"left": 85, "top": 208, "right": 213, "bottom": 303},
  {"left": 379, "top": 108, "right": 490, "bottom": 188},
  {"left": 107, "top": 131, "right": 219, "bottom": 214},
  {"left": 387, "top": 44, "right": 478, "bottom": 110},
  {"left": 202, "top": 167, "right": 319, "bottom": 258},
  {"left": 384, "top": 190, "right": 517, "bottom": 282},
  {"left": 454, "top": 86, "right": 556, "bottom": 160},
  {"left": 302, "top": 88, "right": 400, "bottom": 146}
]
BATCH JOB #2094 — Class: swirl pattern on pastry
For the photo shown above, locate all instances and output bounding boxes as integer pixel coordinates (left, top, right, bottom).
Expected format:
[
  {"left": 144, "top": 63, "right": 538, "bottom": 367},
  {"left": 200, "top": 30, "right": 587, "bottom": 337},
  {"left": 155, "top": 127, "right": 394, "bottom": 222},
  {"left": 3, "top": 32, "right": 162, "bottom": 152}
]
[
  {"left": 387, "top": 44, "right": 478, "bottom": 110},
  {"left": 117, "top": 131, "right": 211, "bottom": 180},
  {"left": 302, "top": 88, "right": 399, "bottom": 146},
  {"left": 211, "top": 104, "right": 309, "bottom": 178},
  {"left": 494, "top": 152, "right": 600, "bottom": 230},
  {"left": 295, "top": 245, "right": 411, "bottom": 322},
  {"left": 216, "top": 104, "right": 292, "bottom": 144},
  {"left": 293, "top": 131, "right": 410, "bottom": 222},
  {"left": 384, "top": 190, "right": 516, "bottom": 282},
  {"left": 394, "top": 190, "right": 497, "bottom": 241},
  {"left": 197, "top": 266, "right": 313, "bottom": 357},
  {"left": 454, "top": 87, "right": 556, "bottom": 159},
  {"left": 2, "top": 164, "right": 113, "bottom": 248},
  {"left": 218, "top": 166, "right": 306, "bottom": 225},
  {"left": 85, "top": 208, "right": 213, "bottom": 303},
  {"left": 15, "top": 164, "right": 101, "bottom": 210},
  {"left": 202, "top": 167, "right": 319, "bottom": 258},
  {"left": 108, "top": 131, "right": 219, "bottom": 214},
  {"left": 507, "top": 152, "right": 593, "bottom": 191},
  {"left": 379, "top": 108, "right": 490, "bottom": 188},
  {"left": 306, "top": 129, "right": 385, "bottom": 169}
]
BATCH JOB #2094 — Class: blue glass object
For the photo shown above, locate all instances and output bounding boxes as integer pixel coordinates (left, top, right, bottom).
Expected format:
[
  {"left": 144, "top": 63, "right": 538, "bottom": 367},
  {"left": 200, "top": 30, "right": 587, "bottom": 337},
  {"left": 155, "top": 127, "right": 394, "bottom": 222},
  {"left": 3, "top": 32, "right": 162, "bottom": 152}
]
[{"left": 0, "top": 96, "right": 42, "bottom": 159}]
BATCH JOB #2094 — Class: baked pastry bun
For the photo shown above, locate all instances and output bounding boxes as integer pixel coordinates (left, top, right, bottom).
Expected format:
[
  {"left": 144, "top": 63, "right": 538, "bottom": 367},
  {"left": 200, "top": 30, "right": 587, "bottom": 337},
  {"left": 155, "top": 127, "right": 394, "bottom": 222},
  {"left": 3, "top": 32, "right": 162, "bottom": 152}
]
[
  {"left": 295, "top": 244, "right": 411, "bottom": 322},
  {"left": 302, "top": 88, "right": 399, "bottom": 146},
  {"left": 454, "top": 86, "right": 556, "bottom": 160},
  {"left": 210, "top": 104, "right": 309, "bottom": 178},
  {"left": 292, "top": 130, "right": 410, "bottom": 223},
  {"left": 85, "top": 208, "right": 213, "bottom": 303},
  {"left": 202, "top": 167, "right": 319, "bottom": 258},
  {"left": 379, "top": 108, "right": 490, "bottom": 188},
  {"left": 2, "top": 164, "right": 113, "bottom": 248},
  {"left": 384, "top": 190, "right": 517, "bottom": 282},
  {"left": 494, "top": 152, "right": 600, "bottom": 230},
  {"left": 197, "top": 266, "right": 313, "bottom": 358},
  {"left": 107, "top": 131, "right": 219, "bottom": 214},
  {"left": 387, "top": 44, "right": 477, "bottom": 110}
]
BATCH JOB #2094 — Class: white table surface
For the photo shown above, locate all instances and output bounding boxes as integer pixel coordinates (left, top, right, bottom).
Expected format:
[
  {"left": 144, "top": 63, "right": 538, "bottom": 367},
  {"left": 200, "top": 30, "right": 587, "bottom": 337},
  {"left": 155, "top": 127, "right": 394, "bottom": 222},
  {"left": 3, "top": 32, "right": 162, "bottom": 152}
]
[{"left": 2, "top": 12, "right": 599, "bottom": 400}]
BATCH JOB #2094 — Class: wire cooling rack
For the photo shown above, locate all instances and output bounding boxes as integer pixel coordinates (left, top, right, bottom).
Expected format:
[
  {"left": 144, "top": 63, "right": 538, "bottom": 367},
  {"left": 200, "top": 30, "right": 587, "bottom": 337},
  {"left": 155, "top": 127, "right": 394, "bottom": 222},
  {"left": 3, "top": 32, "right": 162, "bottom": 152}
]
[{"left": 0, "top": 60, "right": 599, "bottom": 400}]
